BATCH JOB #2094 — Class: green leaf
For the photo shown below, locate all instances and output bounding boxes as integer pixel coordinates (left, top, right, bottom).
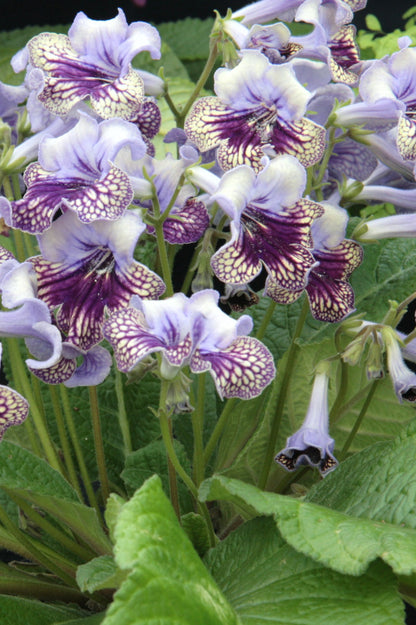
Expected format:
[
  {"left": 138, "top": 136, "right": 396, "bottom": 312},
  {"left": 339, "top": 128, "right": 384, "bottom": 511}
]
[
  {"left": 199, "top": 474, "right": 416, "bottom": 576},
  {"left": 157, "top": 18, "right": 214, "bottom": 61},
  {"left": 76, "top": 556, "right": 125, "bottom": 593},
  {"left": 121, "top": 439, "right": 194, "bottom": 514},
  {"left": 54, "top": 615, "right": 105, "bottom": 625},
  {"left": 0, "top": 441, "right": 78, "bottom": 501},
  {"left": 132, "top": 41, "right": 189, "bottom": 80},
  {"left": 102, "top": 475, "right": 241, "bottom": 625},
  {"left": 0, "top": 442, "right": 111, "bottom": 555},
  {"left": 181, "top": 512, "right": 211, "bottom": 557},
  {"left": 104, "top": 494, "right": 126, "bottom": 544},
  {"left": 306, "top": 419, "right": 416, "bottom": 528},
  {"left": 0, "top": 595, "right": 81, "bottom": 625},
  {"left": 53, "top": 616, "right": 105, "bottom": 625},
  {"left": 205, "top": 517, "right": 405, "bottom": 625}
]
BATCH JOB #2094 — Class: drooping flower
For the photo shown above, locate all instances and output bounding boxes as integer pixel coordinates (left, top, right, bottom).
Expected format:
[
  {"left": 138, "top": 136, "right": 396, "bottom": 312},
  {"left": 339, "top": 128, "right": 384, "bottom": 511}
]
[
  {"left": 30, "top": 210, "right": 165, "bottom": 351},
  {"left": 192, "top": 155, "right": 324, "bottom": 298},
  {"left": 185, "top": 50, "right": 326, "bottom": 172},
  {"left": 12, "top": 9, "right": 161, "bottom": 121},
  {"left": 0, "top": 113, "right": 147, "bottom": 234},
  {"left": 275, "top": 366, "right": 338, "bottom": 475},
  {"left": 383, "top": 327, "right": 416, "bottom": 402},
  {"left": 103, "top": 290, "right": 275, "bottom": 400}
]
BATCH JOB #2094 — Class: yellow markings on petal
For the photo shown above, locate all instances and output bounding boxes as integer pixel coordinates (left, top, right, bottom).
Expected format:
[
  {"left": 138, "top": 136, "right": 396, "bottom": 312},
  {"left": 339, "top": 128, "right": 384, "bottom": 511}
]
[{"left": 397, "top": 115, "right": 416, "bottom": 161}]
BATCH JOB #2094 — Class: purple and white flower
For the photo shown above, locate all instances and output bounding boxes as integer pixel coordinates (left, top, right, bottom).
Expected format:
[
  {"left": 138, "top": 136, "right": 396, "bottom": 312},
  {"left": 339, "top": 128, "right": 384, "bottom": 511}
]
[
  {"left": 185, "top": 50, "right": 325, "bottom": 172},
  {"left": 192, "top": 155, "right": 324, "bottom": 298},
  {"left": 30, "top": 210, "right": 165, "bottom": 351},
  {"left": 383, "top": 327, "right": 416, "bottom": 403},
  {"left": 0, "top": 114, "right": 147, "bottom": 234},
  {"left": 275, "top": 367, "right": 338, "bottom": 475},
  {"left": 12, "top": 9, "right": 161, "bottom": 121},
  {"left": 268, "top": 202, "right": 362, "bottom": 322},
  {"left": 0, "top": 345, "right": 29, "bottom": 441},
  {"left": 103, "top": 290, "right": 276, "bottom": 400}
]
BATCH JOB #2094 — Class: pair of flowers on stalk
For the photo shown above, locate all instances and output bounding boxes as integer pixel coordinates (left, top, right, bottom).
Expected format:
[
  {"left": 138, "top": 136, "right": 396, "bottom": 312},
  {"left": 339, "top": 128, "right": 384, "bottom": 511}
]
[{"left": 1, "top": 0, "right": 414, "bottom": 478}]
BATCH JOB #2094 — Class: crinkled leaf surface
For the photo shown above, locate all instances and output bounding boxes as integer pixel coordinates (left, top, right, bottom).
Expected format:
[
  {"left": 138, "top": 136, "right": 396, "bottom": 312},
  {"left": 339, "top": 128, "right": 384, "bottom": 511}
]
[
  {"left": 102, "top": 475, "right": 241, "bottom": 625},
  {"left": 157, "top": 18, "right": 214, "bottom": 61},
  {"left": 199, "top": 474, "right": 416, "bottom": 576},
  {"left": 121, "top": 439, "right": 194, "bottom": 513},
  {"left": 306, "top": 419, "right": 416, "bottom": 527},
  {"left": 205, "top": 517, "right": 405, "bottom": 625}
]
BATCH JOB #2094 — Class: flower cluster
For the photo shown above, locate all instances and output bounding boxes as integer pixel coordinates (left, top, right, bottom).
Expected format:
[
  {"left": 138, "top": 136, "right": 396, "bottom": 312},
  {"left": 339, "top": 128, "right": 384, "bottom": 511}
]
[{"left": 0, "top": 0, "right": 414, "bottom": 482}]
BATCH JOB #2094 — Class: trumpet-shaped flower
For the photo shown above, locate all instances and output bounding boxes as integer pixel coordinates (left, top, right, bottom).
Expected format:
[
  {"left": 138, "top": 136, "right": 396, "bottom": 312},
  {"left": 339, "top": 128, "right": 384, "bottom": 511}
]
[
  {"left": 103, "top": 290, "right": 275, "bottom": 400},
  {"left": 0, "top": 114, "right": 147, "bottom": 234},
  {"left": 30, "top": 210, "right": 165, "bottom": 351},
  {"left": 204, "top": 155, "right": 324, "bottom": 297},
  {"left": 185, "top": 50, "right": 325, "bottom": 172},
  {"left": 275, "top": 369, "right": 338, "bottom": 475},
  {"left": 383, "top": 328, "right": 416, "bottom": 402},
  {"left": 12, "top": 9, "right": 161, "bottom": 121}
]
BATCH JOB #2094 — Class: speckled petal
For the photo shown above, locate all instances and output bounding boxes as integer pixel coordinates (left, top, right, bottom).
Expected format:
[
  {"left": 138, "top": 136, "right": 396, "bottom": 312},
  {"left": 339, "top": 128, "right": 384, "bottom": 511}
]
[
  {"left": 185, "top": 97, "right": 264, "bottom": 171},
  {"left": 29, "top": 354, "right": 77, "bottom": 384},
  {"left": 190, "top": 336, "right": 275, "bottom": 400},
  {"left": 103, "top": 307, "right": 192, "bottom": 372},
  {"left": 270, "top": 117, "right": 326, "bottom": 167},
  {"left": 306, "top": 240, "right": 363, "bottom": 322},
  {"left": 132, "top": 98, "right": 161, "bottom": 140},
  {"left": 328, "top": 25, "right": 360, "bottom": 86},
  {"left": 397, "top": 114, "right": 416, "bottom": 161},
  {"left": 162, "top": 198, "right": 209, "bottom": 244},
  {"left": 89, "top": 67, "right": 144, "bottom": 120},
  {"left": 31, "top": 251, "right": 164, "bottom": 351},
  {"left": 0, "top": 385, "right": 29, "bottom": 440},
  {"left": 211, "top": 228, "right": 262, "bottom": 286},
  {"left": 12, "top": 164, "right": 133, "bottom": 233}
]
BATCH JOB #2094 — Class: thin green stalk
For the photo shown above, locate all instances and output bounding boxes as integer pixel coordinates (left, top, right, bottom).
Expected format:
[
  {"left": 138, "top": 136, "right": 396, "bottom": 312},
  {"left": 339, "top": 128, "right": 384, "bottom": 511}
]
[
  {"left": 89, "top": 385, "right": 110, "bottom": 504},
  {"left": 257, "top": 296, "right": 310, "bottom": 490},
  {"left": 6, "top": 491, "right": 95, "bottom": 562},
  {"left": 177, "top": 41, "right": 219, "bottom": 125},
  {"left": 6, "top": 338, "right": 62, "bottom": 472},
  {"left": 114, "top": 368, "right": 132, "bottom": 455},
  {"left": 329, "top": 359, "right": 349, "bottom": 422},
  {"left": 0, "top": 504, "right": 78, "bottom": 587},
  {"left": 203, "top": 398, "right": 237, "bottom": 466},
  {"left": 191, "top": 373, "right": 206, "bottom": 486},
  {"left": 49, "top": 385, "right": 83, "bottom": 498},
  {"left": 158, "top": 380, "right": 181, "bottom": 519},
  {"left": 0, "top": 577, "right": 91, "bottom": 606},
  {"left": 158, "top": 388, "right": 198, "bottom": 500},
  {"left": 256, "top": 300, "right": 277, "bottom": 341},
  {"left": 59, "top": 385, "right": 101, "bottom": 516},
  {"left": 339, "top": 380, "right": 380, "bottom": 461},
  {"left": 180, "top": 245, "right": 200, "bottom": 294}
]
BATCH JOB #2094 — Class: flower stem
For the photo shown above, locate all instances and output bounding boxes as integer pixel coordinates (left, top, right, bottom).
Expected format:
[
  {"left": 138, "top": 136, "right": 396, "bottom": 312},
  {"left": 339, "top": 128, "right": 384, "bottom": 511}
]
[
  {"left": 89, "top": 386, "right": 110, "bottom": 505},
  {"left": 256, "top": 300, "right": 277, "bottom": 341},
  {"left": 59, "top": 385, "right": 101, "bottom": 516},
  {"left": 339, "top": 379, "right": 380, "bottom": 461},
  {"left": 49, "top": 385, "right": 83, "bottom": 498},
  {"left": 114, "top": 368, "right": 132, "bottom": 455},
  {"left": 159, "top": 383, "right": 198, "bottom": 501},
  {"left": 177, "top": 41, "right": 219, "bottom": 125},
  {"left": 203, "top": 397, "right": 237, "bottom": 466},
  {"left": 257, "top": 296, "right": 309, "bottom": 490},
  {"left": 6, "top": 338, "right": 62, "bottom": 472},
  {"left": 191, "top": 373, "right": 206, "bottom": 486}
]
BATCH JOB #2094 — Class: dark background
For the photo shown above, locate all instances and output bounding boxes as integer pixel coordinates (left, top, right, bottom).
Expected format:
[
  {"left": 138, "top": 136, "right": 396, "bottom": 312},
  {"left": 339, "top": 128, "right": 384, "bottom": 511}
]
[{"left": 0, "top": 0, "right": 414, "bottom": 32}]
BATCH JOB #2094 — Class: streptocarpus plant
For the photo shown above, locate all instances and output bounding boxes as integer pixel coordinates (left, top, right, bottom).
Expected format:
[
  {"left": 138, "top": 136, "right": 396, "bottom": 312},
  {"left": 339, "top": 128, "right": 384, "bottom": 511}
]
[{"left": 0, "top": 3, "right": 416, "bottom": 624}]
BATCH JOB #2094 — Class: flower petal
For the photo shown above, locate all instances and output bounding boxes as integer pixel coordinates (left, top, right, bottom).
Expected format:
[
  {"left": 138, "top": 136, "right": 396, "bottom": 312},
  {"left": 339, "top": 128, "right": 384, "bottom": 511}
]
[{"left": 190, "top": 336, "right": 275, "bottom": 399}]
